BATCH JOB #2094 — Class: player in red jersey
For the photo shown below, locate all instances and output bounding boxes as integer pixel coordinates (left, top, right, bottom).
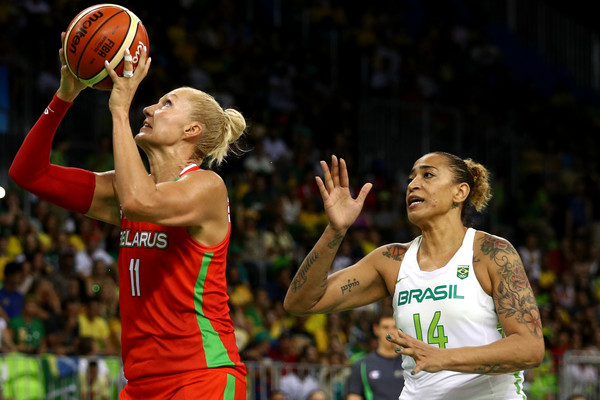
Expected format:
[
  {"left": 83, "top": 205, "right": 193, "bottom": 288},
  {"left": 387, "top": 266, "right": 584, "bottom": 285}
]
[{"left": 9, "top": 34, "right": 247, "bottom": 399}]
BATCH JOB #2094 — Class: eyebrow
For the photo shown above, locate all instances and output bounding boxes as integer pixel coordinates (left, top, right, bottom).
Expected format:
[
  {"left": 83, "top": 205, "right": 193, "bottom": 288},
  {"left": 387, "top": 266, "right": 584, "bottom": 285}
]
[
  {"left": 159, "top": 93, "right": 179, "bottom": 103},
  {"left": 409, "top": 165, "right": 439, "bottom": 175}
]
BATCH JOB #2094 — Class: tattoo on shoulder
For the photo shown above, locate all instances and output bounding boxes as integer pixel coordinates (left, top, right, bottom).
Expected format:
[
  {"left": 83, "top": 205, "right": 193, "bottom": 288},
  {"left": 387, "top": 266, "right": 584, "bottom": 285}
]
[
  {"left": 328, "top": 233, "right": 345, "bottom": 249},
  {"left": 291, "top": 250, "right": 319, "bottom": 293},
  {"left": 382, "top": 244, "right": 407, "bottom": 262},
  {"left": 479, "top": 234, "right": 542, "bottom": 337}
]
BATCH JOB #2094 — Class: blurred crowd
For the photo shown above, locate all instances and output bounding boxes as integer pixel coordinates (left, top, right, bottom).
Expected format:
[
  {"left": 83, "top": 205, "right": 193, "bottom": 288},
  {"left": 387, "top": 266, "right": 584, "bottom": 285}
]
[{"left": 2, "top": 1, "right": 600, "bottom": 399}]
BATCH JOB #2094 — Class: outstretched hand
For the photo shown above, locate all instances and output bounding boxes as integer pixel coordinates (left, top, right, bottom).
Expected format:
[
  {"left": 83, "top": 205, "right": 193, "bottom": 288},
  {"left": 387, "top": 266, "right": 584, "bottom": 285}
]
[
  {"left": 315, "top": 155, "right": 372, "bottom": 233},
  {"left": 56, "top": 32, "right": 87, "bottom": 102},
  {"left": 104, "top": 45, "right": 151, "bottom": 114},
  {"left": 386, "top": 330, "right": 444, "bottom": 375}
]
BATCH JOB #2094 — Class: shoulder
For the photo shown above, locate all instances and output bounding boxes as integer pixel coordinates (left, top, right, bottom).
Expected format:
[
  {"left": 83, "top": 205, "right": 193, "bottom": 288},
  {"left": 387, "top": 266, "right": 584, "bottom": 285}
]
[
  {"left": 473, "top": 230, "right": 522, "bottom": 279},
  {"left": 374, "top": 241, "right": 414, "bottom": 263},
  {"left": 365, "top": 242, "right": 414, "bottom": 289},
  {"left": 177, "top": 169, "right": 227, "bottom": 195},
  {"left": 473, "top": 230, "right": 518, "bottom": 258},
  {"left": 181, "top": 168, "right": 224, "bottom": 184}
]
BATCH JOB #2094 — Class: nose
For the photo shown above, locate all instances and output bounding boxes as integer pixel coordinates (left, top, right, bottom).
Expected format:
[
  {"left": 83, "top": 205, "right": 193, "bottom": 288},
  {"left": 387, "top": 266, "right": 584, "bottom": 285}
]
[
  {"left": 407, "top": 176, "right": 419, "bottom": 191},
  {"left": 143, "top": 104, "right": 155, "bottom": 117}
]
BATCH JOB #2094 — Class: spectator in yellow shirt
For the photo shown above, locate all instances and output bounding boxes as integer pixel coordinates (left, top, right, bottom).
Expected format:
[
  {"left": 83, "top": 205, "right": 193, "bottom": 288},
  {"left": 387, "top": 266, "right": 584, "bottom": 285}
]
[{"left": 78, "top": 296, "right": 115, "bottom": 355}]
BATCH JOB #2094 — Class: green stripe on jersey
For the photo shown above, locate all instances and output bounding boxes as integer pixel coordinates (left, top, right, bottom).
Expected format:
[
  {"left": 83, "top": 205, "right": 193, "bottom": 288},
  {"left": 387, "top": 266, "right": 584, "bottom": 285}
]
[
  {"left": 513, "top": 371, "right": 526, "bottom": 399},
  {"left": 360, "top": 361, "right": 374, "bottom": 400},
  {"left": 195, "top": 252, "right": 235, "bottom": 368}
]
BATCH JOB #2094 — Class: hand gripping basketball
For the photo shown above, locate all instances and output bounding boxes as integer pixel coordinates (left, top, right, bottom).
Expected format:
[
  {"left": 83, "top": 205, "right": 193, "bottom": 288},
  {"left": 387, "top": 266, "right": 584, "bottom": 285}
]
[
  {"left": 62, "top": 4, "right": 150, "bottom": 90},
  {"left": 104, "top": 45, "right": 149, "bottom": 82},
  {"left": 104, "top": 45, "right": 151, "bottom": 113},
  {"left": 122, "top": 49, "right": 134, "bottom": 78}
]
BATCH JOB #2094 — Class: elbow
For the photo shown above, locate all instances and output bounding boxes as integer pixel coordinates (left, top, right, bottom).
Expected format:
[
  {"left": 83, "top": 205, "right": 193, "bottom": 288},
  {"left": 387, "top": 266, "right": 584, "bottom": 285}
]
[
  {"left": 530, "top": 342, "right": 545, "bottom": 368},
  {"left": 283, "top": 293, "right": 312, "bottom": 317},
  {"left": 521, "top": 338, "right": 545, "bottom": 370},
  {"left": 120, "top": 188, "right": 162, "bottom": 222},
  {"left": 283, "top": 295, "right": 302, "bottom": 316},
  {"left": 8, "top": 163, "right": 26, "bottom": 188},
  {"left": 9, "top": 161, "right": 41, "bottom": 193},
  {"left": 120, "top": 199, "right": 150, "bottom": 222}
]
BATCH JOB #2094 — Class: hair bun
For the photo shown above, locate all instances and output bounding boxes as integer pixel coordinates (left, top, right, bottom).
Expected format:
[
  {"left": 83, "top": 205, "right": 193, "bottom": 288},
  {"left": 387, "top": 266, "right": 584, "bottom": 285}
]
[{"left": 224, "top": 109, "right": 246, "bottom": 143}]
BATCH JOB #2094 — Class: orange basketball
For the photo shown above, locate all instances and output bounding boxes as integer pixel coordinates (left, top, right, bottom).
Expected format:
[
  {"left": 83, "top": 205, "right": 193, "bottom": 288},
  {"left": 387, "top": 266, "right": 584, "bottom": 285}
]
[{"left": 63, "top": 4, "right": 149, "bottom": 90}]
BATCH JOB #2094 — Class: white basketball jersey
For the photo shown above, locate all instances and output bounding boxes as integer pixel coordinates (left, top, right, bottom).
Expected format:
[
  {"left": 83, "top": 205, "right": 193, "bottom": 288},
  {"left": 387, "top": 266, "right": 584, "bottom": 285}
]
[{"left": 392, "top": 228, "right": 526, "bottom": 400}]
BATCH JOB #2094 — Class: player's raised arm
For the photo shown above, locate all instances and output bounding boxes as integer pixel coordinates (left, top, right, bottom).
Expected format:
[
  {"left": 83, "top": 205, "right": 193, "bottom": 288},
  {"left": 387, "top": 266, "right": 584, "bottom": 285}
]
[
  {"left": 9, "top": 37, "right": 120, "bottom": 226},
  {"left": 283, "top": 155, "right": 390, "bottom": 315}
]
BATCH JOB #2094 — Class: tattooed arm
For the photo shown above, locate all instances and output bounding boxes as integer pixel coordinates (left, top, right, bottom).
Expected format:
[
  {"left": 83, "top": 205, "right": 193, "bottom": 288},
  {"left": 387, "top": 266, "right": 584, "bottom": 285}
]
[
  {"left": 386, "top": 232, "right": 544, "bottom": 375},
  {"left": 283, "top": 234, "right": 398, "bottom": 315},
  {"left": 468, "top": 233, "right": 545, "bottom": 372},
  {"left": 284, "top": 155, "right": 394, "bottom": 315}
]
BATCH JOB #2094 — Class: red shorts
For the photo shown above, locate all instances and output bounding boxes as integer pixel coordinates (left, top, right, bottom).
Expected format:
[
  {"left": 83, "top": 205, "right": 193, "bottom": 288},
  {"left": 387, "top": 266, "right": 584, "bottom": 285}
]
[{"left": 119, "top": 367, "right": 246, "bottom": 399}]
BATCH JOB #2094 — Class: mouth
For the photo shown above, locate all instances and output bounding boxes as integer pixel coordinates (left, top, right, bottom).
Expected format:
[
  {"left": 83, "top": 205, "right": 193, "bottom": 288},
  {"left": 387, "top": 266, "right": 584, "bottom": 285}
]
[
  {"left": 141, "top": 120, "right": 152, "bottom": 129},
  {"left": 407, "top": 196, "right": 424, "bottom": 208}
]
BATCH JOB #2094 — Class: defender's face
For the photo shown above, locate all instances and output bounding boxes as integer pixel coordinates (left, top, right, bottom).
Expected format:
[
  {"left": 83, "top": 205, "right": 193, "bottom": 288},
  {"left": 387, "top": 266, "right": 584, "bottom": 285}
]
[{"left": 405, "top": 153, "right": 458, "bottom": 225}]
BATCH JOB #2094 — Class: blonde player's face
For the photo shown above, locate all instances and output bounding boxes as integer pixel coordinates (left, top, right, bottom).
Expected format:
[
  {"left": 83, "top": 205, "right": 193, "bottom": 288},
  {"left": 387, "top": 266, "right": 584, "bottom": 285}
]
[
  {"left": 406, "top": 153, "right": 459, "bottom": 225},
  {"left": 138, "top": 89, "right": 194, "bottom": 146}
]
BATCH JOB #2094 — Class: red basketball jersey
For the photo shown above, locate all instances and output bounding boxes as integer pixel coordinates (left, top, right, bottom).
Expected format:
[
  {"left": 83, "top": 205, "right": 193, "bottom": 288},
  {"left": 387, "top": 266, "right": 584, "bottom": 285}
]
[{"left": 117, "top": 165, "right": 245, "bottom": 383}]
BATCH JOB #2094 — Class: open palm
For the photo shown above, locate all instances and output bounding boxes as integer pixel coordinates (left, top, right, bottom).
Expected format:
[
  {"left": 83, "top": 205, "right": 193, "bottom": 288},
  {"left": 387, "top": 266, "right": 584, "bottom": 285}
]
[{"left": 316, "top": 155, "right": 373, "bottom": 232}]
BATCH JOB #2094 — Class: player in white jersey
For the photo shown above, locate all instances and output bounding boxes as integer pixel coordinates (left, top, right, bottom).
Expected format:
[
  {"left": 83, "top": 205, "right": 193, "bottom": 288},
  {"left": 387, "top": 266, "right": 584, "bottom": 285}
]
[{"left": 284, "top": 152, "right": 544, "bottom": 400}]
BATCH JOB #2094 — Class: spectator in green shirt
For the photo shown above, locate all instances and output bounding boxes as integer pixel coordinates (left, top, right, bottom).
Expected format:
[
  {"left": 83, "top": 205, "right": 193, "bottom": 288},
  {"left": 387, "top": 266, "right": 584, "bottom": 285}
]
[{"left": 8, "top": 294, "right": 47, "bottom": 354}]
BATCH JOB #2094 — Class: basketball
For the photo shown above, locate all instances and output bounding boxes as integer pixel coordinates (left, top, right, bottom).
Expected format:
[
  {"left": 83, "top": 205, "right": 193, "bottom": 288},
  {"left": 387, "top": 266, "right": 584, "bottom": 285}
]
[{"left": 63, "top": 4, "right": 149, "bottom": 90}]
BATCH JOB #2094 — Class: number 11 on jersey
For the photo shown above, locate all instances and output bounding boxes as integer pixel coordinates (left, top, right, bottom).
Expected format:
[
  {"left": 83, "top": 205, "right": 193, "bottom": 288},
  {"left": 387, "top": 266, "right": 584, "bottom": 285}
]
[{"left": 130, "top": 258, "right": 141, "bottom": 296}]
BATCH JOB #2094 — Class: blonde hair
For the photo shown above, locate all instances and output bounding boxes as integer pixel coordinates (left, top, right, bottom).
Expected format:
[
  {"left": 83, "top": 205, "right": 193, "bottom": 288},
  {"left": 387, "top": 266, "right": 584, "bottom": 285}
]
[{"left": 180, "top": 87, "right": 246, "bottom": 168}]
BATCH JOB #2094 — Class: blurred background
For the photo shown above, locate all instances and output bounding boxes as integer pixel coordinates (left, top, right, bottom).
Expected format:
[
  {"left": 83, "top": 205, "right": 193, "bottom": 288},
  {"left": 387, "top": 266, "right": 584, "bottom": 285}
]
[{"left": 0, "top": 1, "right": 599, "bottom": 399}]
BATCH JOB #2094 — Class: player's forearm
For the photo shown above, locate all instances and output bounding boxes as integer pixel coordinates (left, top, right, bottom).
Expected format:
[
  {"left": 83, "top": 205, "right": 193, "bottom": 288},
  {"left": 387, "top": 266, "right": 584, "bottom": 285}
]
[
  {"left": 56, "top": 85, "right": 84, "bottom": 103},
  {"left": 441, "top": 334, "right": 544, "bottom": 374},
  {"left": 111, "top": 111, "right": 155, "bottom": 211},
  {"left": 283, "top": 224, "right": 346, "bottom": 315},
  {"left": 9, "top": 95, "right": 95, "bottom": 214}
]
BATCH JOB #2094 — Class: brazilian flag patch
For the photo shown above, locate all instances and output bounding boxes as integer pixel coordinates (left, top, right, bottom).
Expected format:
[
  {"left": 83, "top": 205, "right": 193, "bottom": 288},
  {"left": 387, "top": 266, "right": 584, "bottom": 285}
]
[{"left": 457, "top": 266, "right": 469, "bottom": 280}]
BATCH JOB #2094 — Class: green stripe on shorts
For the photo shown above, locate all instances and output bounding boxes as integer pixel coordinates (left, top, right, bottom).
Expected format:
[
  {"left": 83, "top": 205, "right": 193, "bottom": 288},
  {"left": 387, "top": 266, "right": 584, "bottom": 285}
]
[{"left": 223, "top": 373, "right": 236, "bottom": 400}]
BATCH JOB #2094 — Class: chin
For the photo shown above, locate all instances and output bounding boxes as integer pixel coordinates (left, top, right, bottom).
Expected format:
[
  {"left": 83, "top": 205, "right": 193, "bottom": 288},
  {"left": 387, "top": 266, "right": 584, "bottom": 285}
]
[
  {"left": 134, "top": 132, "right": 148, "bottom": 142},
  {"left": 407, "top": 211, "right": 425, "bottom": 227},
  {"left": 133, "top": 133, "right": 150, "bottom": 150}
]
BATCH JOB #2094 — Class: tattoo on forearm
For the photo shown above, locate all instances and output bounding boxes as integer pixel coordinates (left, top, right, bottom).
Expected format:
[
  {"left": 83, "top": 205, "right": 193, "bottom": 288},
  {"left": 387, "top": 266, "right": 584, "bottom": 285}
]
[
  {"left": 474, "top": 364, "right": 511, "bottom": 374},
  {"left": 382, "top": 244, "right": 407, "bottom": 261},
  {"left": 340, "top": 278, "right": 360, "bottom": 295},
  {"left": 479, "top": 235, "right": 542, "bottom": 337},
  {"left": 291, "top": 250, "right": 319, "bottom": 293},
  {"left": 328, "top": 233, "right": 344, "bottom": 249}
]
